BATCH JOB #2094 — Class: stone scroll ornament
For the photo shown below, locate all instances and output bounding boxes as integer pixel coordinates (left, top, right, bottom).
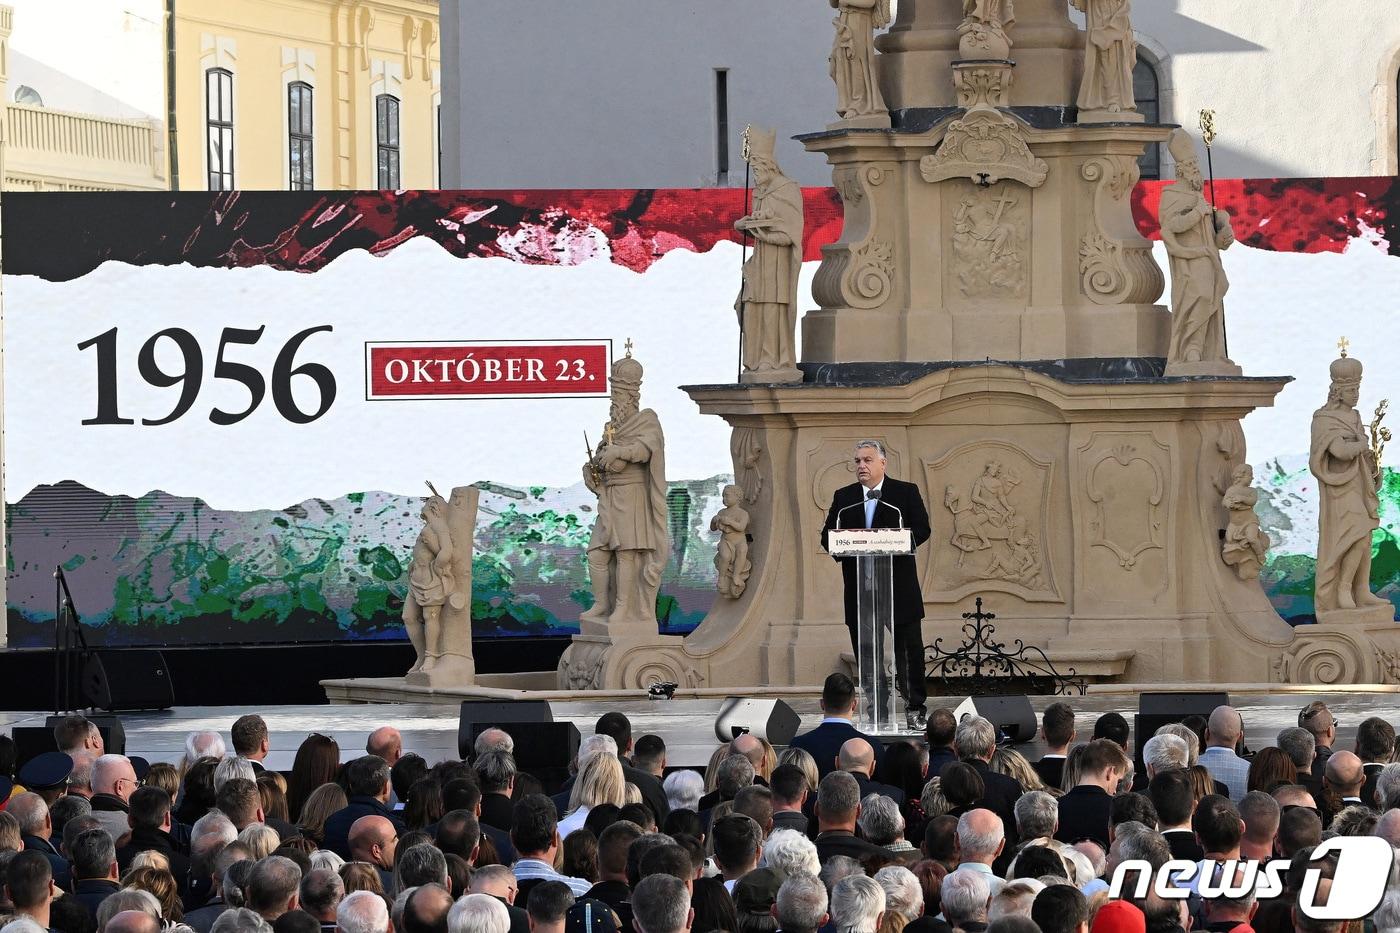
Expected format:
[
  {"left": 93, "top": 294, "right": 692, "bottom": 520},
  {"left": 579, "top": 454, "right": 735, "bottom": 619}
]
[
  {"left": 828, "top": 0, "right": 891, "bottom": 123},
  {"left": 711, "top": 484, "right": 752, "bottom": 599},
  {"left": 580, "top": 343, "right": 671, "bottom": 630},
  {"left": 1161, "top": 130, "right": 1239, "bottom": 376},
  {"left": 1072, "top": 0, "right": 1140, "bottom": 120},
  {"left": 1221, "top": 465, "right": 1271, "bottom": 581},
  {"left": 1311, "top": 346, "right": 1392, "bottom": 617},
  {"left": 403, "top": 486, "right": 469, "bottom": 674},
  {"left": 735, "top": 129, "right": 803, "bottom": 384}
]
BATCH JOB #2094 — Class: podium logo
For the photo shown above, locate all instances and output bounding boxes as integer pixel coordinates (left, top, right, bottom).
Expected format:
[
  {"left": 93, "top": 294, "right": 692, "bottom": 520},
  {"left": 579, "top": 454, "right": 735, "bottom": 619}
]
[{"left": 1108, "top": 837, "right": 1391, "bottom": 920}]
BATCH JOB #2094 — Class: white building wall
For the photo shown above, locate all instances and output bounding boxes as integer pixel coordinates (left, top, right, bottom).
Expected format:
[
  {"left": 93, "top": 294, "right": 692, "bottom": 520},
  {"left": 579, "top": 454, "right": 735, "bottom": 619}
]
[{"left": 441, "top": 0, "right": 1400, "bottom": 187}]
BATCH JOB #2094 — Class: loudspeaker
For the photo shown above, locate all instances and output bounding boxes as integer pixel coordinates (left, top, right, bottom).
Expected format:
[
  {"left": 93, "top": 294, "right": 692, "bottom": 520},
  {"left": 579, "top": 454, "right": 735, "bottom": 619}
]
[
  {"left": 954, "top": 695, "right": 1037, "bottom": 745},
  {"left": 713, "top": 697, "right": 801, "bottom": 745},
  {"left": 82, "top": 650, "right": 173, "bottom": 711},
  {"left": 13, "top": 715, "right": 127, "bottom": 771},
  {"left": 1133, "top": 692, "right": 1228, "bottom": 779},
  {"left": 457, "top": 700, "right": 555, "bottom": 760},
  {"left": 467, "top": 721, "right": 579, "bottom": 787}
]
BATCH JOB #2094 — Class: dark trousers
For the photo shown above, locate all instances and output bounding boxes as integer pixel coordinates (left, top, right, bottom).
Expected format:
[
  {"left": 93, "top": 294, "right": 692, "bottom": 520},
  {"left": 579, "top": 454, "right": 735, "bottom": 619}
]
[{"left": 846, "top": 620, "right": 927, "bottom": 712}]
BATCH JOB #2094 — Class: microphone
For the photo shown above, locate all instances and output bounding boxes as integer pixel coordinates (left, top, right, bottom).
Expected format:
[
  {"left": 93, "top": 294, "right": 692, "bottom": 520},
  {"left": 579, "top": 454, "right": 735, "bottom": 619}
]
[
  {"left": 866, "top": 488, "right": 905, "bottom": 530},
  {"left": 834, "top": 498, "right": 864, "bottom": 530}
]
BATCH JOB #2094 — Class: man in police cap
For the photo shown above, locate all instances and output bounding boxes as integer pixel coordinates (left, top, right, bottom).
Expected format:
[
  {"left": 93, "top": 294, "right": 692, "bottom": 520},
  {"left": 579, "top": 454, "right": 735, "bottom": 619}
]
[{"left": 18, "top": 752, "right": 73, "bottom": 807}]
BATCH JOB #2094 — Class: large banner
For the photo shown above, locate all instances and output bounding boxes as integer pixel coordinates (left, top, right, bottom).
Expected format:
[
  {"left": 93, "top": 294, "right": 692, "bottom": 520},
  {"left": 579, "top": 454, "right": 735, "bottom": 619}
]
[{"left": 4, "top": 179, "right": 1399, "bottom": 647}]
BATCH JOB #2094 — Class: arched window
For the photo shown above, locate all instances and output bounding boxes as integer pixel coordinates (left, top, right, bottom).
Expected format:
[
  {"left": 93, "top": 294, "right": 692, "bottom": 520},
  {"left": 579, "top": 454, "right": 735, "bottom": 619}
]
[
  {"left": 1133, "top": 59, "right": 1161, "bottom": 179},
  {"left": 205, "top": 68, "right": 235, "bottom": 190},
  {"left": 288, "top": 82, "right": 314, "bottom": 191},
  {"left": 375, "top": 94, "right": 401, "bottom": 189}
]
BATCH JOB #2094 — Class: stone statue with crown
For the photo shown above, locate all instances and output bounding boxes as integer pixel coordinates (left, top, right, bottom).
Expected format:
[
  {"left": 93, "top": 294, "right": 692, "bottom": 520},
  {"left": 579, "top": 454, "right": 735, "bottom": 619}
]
[{"left": 1310, "top": 348, "right": 1390, "bottom": 623}]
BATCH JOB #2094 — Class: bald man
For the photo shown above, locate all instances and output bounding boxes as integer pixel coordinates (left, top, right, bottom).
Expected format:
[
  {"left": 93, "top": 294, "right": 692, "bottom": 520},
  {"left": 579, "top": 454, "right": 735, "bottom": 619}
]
[
  {"left": 347, "top": 815, "right": 397, "bottom": 892},
  {"left": 366, "top": 728, "right": 403, "bottom": 766},
  {"left": 730, "top": 734, "right": 766, "bottom": 772},
  {"left": 1198, "top": 706, "right": 1249, "bottom": 801},
  {"left": 949, "top": 809, "right": 1007, "bottom": 897},
  {"left": 837, "top": 739, "right": 904, "bottom": 805},
  {"left": 1324, "top": 750, "right": 1366, "bottom": 823}
]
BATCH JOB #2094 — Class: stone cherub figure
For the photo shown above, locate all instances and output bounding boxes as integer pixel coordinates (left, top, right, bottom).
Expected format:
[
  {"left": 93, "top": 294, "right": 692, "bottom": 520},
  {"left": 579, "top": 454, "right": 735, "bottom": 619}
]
[
  {"left": 735, "top": 128, "right": 803, "bottom": 384},
  {"left": 404, "top": 493, "right": 468, "bottom": 674},
  {"left": 581, "top": 348, "right": 670, "bottom": 631},
  {"left": 1073, "top": 0, "right": 1138, "bottom": 117},
  {"left": 1162, "top": 130, "right": 1239, "bottom": 375},
  {"left": 829, "top": 0, "right": 890, "bottom": 123},
  {"left": 711, "top": 484, "right": 752, "bottom": 599},
  {"left": 1221, "top": 464, "right": 1272, "bottom": 581},
  {"left": 1311, "top": 352, "right": 1391, "bottom": 617}
]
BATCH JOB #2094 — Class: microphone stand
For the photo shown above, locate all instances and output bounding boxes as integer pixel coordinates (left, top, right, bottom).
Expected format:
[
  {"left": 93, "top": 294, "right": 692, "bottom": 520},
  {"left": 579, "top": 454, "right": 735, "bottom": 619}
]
[{"left": 52, "top": 566, "right": 89, "bottom": 714}]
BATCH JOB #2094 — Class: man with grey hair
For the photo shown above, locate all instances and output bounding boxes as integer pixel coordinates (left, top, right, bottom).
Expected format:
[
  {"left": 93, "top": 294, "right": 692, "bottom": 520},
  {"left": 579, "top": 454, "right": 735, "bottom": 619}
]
[
  {"left": 819, "top": 856, "right": 863, "bottom": 892},
  {"left": 186, "top": 730, "right": 228, "bottom": 769},
  {"left": 954, "top": 717, "right": 1023, "bottom": 846},
  {"left": 774, "top": 871, "right": 828, "bottom": 933},
  {"left": 474, "top": 750, "right": 517, "bottom": 832},
  {"left": 1199, "top": 706, "right": 1249, "bottom": 801},
  {"left": 941, "top": 869, "right": 990, "bottom": 928},
  {"left": 95, "top": 890, "right": 162, "bottom": 931},
  {"left": 69, "top": 827, "right": 120, "bottom": 917},
  {"left": 989, "top": 879, "right": 1045, "bottom": 921},
  {"left": 211, "top": 908, "right": 273, "bottom": 933},
  {"left": 1014, "top": 791, "right": 1057, "bottom": 842},
  {"left": 89, "top": 754, "right": 139, "bottom": 845},
  {"left": 106, "top": 912, "right": 163, "bottom": 933},
  {"left": 1238, "top": 791, "right": 1280, "bottom": 861},
  {"left": 714, "top": 754, "right": 756, "bottom": 804},
  {"left": 821, "top": 439, "right": 932, "bottom": 730},
  {"left": 1277, "top": 726, "right": 1323, "bottom": 797},
  {"left": 874, "top": 866, "right": 923, "bottom": 923},
  {"left": 397, "top": 842, "right": 450, "bottom": 892},
  {"left": 66, "top": 752, "right": 95, "bottom": 800},
  {"left": 631, "top": 874, "right": 691, "bottom": 933},
  {"left": 760, "top": 828, "right": 821, "bottom": 881},
  {"left": 214, "top": 757, "right": 258, "bottom": 793},
  {"left": 300, "top": 867, "right": 345, "bottom": 927},
  {"left": 474, "top": 728, "right": 515, "bottom": 758},
  {"left": 338, "top": 889, "right": 391, "bottom": 933},
  {"left": 952, "top": 809, "right": 1006, "bottom": 896},
  {"left": 9, "top": 793, "right": 70, "bottom": 890},
  {"left": 858, "top": 794, "right": 910, "bottom": 852},
  {"left": 830, "top": 873, "right": 885, "bottom": 933},
  {"left": 814, "top": 771, "right": 886, "bottom": 863},
  {"left": 246, "top": 855, "right": 302, "bottom": 922},
  {"left": 1105, "top": 821, "right": 1170, "bottom": 879},
  {"left": 1142, "top": 733, "right": 1189, "bottom": 778}
]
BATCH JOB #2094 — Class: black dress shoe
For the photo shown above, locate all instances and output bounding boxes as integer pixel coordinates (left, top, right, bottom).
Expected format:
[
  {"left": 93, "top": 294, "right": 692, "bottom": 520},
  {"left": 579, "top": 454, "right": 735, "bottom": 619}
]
[{"left": 906, "top": 708, "right": 927, "bottom": 731}]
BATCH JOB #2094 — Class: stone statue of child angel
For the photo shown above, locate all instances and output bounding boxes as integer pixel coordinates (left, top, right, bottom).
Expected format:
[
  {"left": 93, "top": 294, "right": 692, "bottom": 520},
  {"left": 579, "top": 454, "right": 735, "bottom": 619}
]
[
  {"left": 403, "top": 492, "right": 469, "bottom": 674},
  {"left": 711, "top": 484, "right": 752, "bottom": 599}
]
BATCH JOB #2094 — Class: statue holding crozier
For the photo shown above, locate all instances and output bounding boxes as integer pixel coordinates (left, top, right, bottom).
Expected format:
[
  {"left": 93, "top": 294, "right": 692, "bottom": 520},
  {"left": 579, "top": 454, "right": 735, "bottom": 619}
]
[
  {"left": 820, "top": 440, "right": 932, "bottom": 730},
  {"left": 1311, "top": 346, "right": 1393, "bottom": 622},
  {"left": 734, "top": 128, "right": 803, "bottom": 385},
  {"left": 580, "top": 345, "right": 670, "bottom": 632}
]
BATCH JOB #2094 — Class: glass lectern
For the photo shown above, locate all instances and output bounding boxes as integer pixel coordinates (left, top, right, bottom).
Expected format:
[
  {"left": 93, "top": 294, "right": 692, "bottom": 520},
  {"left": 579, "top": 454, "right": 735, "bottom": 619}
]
[{"left": 827, "top": 527, "right": 914, "bottom": 734}]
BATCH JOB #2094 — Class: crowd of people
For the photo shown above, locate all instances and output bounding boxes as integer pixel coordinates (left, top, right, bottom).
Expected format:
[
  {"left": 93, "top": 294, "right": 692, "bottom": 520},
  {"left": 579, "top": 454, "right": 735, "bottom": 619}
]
[{"left": 0, "top": 674, "right": 1396, "bottom": 933}]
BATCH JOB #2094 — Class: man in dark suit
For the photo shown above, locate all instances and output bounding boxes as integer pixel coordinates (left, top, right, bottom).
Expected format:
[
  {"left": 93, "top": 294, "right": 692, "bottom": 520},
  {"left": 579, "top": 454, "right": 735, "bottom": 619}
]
[
  {"left": 788, "top": 674, "right": 885, "bottom": 779},
  {"left": 838, "top": 739, "right": 904, "bottom": 806},
  {"left": 821, "top": 440, "right": 932, "bottom": 730},
  {"left": 1354, "top": 716, "right": 1395, "bottom": 807},
  {"left": 769, "top": 765, "right": 810, "bottom": 836},
  {"left": 812, "top": 771, "right": 888, "bottom": 864},
  {"left": 1054, "top": 739, "right": 1130, "bottom": 851},
  {"left": 474, "top": 750, "right": 516, "bottom": 832},
  {"left": 952, "top": 716, "right": 1023, "bottom": 852},
  {"left": 1148, "top": 769, "right": 1206, "bottom": 862},
  {"left": 925, "top": 709, "right": 958, "bottom": 780},
  {"left": 322, "top": 756, "right": 405, "bottom": 858},
  {"left": 1299, "top": 701, "right": 1336, "bottom": 780},
  {"left": 1034, "top": 702, "right": 1075, "bottom": 791}
]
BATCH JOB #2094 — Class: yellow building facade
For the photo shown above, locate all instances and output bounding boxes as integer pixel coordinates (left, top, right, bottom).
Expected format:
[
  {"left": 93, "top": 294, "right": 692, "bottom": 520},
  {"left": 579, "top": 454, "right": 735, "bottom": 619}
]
[{"left": 173, "top": 0, "right": 440, "bottom": 191}]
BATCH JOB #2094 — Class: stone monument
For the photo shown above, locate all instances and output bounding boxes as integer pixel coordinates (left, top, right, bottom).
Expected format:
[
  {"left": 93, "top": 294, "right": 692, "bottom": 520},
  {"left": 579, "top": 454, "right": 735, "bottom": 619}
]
[
  {"left": 404, "top": 484, "right": 478, "bottom": 686},
  {"left": 712, "top": 484, "right": 752, "bottom": 599},
  {"left": 1220, "top": 465, "right": 1270, "bottom": 582},
  {"left": 829, "top": 0, "right": 892, "bottom": 127},
  {"left": 1073, "top": 0, "right": 1141, "bottom": 123}
]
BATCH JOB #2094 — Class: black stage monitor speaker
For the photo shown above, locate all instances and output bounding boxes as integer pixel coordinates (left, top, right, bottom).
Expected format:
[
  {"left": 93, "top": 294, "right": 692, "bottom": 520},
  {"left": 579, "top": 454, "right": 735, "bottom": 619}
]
[
  {"left": 1133, "top": 692, "right": 1230, "bottom": 779},
  {"left": 713, "top": 697, "right": 801, "bottom": 745},
  {"left": 457, "top": 700, "right": 555, "bottom": 760},
  {"left": 954, "top": 695, "right": 1037, "bottom": 745},
  {"left": 83, "top": 650, "right": 173, "bottom": 711},
  {"left": 13, "top": 715, "right": 127, "bottom": 771},
  {"left": 467, "top": 721, "right": 580, "bottom": 775}
]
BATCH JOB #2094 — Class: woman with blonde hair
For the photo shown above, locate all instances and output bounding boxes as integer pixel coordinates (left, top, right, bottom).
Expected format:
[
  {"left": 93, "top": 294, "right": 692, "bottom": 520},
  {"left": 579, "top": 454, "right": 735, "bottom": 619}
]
[
  {"left": 559, "top": 751, "right": 625, "bottom": 837},
  {"left": 238, "top": 824, "right": 280, "bottom": 860},
  {"left": 340, "top": 862, "right": 384, "bottom": 896},
  {"left": 297, "top": 782, "right": 348, "bottom": 847},
  {"left": 990, "top": 746, "right": 1050, "bottom": 795},
  {"left": 756, "top": 739, "right": 778, "bottom": 783},
  {"left": 703, "top": 743, "right": 731, "bottom": 794},
  {"left": 122, "top": 865, "right": 183, "bottom": 922},
  {"left": 128, "top": 851, "right": 171, "bottom": 873}
]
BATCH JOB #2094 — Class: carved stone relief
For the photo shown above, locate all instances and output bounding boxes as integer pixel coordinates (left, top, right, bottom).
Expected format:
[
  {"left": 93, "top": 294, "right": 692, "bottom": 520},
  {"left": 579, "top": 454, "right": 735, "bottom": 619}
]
[
  {"left": 1085, "top": 443, "right": 1164, "bottom": 569},
  {"left": 923, "top": 441, "right": 1059, "bottom": 603},
  {"left": 920, "top": 109, "right": 1048, "bottom": 189},
  {"left": 814, "top": 165, "right": 897, "bottom": 311},
  {"left": 950, "top": 182, "right": 1027, "bottom": 299},
  {"left": 731, "top": 428, "right": 765, "bottom": 505}
]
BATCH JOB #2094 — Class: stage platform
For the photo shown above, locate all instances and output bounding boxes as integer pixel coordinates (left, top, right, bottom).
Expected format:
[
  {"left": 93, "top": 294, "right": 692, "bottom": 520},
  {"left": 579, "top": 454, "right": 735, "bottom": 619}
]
[{"left": 7, "top": 684, "right": 1400, "bottom": 772}]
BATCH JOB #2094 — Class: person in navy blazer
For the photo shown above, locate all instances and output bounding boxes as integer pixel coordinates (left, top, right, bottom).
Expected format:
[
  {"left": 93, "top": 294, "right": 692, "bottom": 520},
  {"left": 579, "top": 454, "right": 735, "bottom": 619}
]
[
  {"left": 820, "top": 440, "right": 932, "bottom": 729},
  {"left": 788, "top": 674, "right": 885, "bottom": 779}
]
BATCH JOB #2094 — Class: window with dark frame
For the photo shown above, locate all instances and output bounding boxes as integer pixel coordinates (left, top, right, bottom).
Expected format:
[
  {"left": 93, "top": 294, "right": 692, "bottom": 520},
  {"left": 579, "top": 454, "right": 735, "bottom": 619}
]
[
  {"left": 715, "top": 69, "right": 730, "bottom": 186},
  {"left": 288, "top": 81, "right": 314, "bottom": 191},
  {"left": 1133, "top": 59, "right": 1161, "bottom": 180},
  {"left": 376, "top": 93, "right": 401, "bottom": 189},
  {"left": 206, "top": 68, "right": 235, "bottom": 190}
]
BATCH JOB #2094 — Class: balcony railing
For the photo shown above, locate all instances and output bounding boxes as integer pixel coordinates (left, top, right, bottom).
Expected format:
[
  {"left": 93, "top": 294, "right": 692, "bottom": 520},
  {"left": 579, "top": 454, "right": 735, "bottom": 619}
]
[{"left": 4, "top": 103, "right": 167, "bottom": 191}]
